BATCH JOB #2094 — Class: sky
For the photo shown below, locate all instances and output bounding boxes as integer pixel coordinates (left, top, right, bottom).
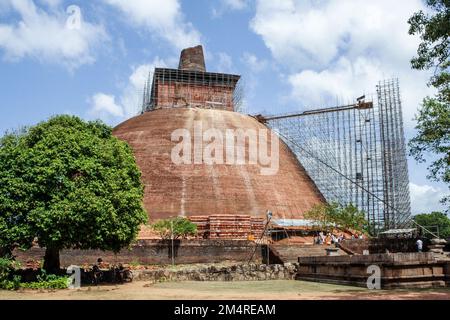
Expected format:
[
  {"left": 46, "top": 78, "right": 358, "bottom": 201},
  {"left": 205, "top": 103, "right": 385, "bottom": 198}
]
[{"left": 0, "top": 0, "right": 447, "bottom": 214}]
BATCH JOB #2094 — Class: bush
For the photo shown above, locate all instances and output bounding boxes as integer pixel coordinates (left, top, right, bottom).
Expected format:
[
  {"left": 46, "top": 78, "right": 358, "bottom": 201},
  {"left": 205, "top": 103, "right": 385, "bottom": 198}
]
[
  {"left": 20, "top": 270, "right": 69, "bottom": 290},
  {"left": 0, "top": 276, "right": 21, "bottom": 290},
  {"left": 0, "top": 260, "right": 69, "bottom": 290},
  {"left": 20, "top": 277, "right": 69, "bottom": 290},
  {"left": 0, "top": 257, "right": 13, "bottom": 280},
  {"left": 0, "top": 257, "right": 21, "bottom": 290}
]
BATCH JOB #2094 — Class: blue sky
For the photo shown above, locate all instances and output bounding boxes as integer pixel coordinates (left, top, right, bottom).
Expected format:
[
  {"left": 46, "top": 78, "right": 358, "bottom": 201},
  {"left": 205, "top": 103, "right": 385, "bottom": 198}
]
[{"left": 0, "top": 0, "right": 447, "bottom": 214}]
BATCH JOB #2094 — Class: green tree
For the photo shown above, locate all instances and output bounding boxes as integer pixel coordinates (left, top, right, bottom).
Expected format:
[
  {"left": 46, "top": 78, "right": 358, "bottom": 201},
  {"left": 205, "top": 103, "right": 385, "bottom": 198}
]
[
  {"left": 0, "top": 130, "right": 35, "bottom": 257},
  {"left": 303, "top": 202, "right": 338, "bottom": 233},
  {"left": 332, "top": 204, "right": 369, "bottom": 234},
  {"left": 152, "top": 217, "right": 197, "bottom": 240},
  {"left": 304, "top": 202, "right": 369, "bottom": 234},
  {"left": 0, "top": 115, "right": 147, "bottom": 272},
  {"left": 413, "top": 211, "right": 450, "bottom": 238},
  {"left": 408, "top": 0, "right": 450, "bottom": 209},
  {"left": 408, "top": 0, "right": 449, "bottom": 99}
]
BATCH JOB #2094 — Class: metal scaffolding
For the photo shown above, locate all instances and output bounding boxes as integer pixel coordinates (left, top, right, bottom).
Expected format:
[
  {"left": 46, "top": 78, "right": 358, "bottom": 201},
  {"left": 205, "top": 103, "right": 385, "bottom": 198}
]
[
  {"left": 141, "top": 68, "right": 241, "bottom": 113},
  {"left": 260, "top": 79, "right": 411, "bottom": 234}
]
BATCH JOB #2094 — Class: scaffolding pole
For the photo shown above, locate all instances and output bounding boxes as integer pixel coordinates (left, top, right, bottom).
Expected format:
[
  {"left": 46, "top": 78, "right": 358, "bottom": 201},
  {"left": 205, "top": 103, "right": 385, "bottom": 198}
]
[{"left": 260, "top": 79, "right": 411, "bottom": 234}]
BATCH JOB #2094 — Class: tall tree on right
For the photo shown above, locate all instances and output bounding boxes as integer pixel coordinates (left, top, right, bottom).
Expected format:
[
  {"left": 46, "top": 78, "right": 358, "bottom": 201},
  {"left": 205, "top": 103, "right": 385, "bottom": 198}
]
[{"left": 408, "top": 0, "right": 450, "bottom": 211}]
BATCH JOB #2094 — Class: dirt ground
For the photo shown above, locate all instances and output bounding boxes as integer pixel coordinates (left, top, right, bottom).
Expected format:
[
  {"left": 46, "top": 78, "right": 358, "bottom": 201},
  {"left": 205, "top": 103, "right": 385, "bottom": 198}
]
[{"left": 1, "top": 280, "right": 450, "bottom": 300}]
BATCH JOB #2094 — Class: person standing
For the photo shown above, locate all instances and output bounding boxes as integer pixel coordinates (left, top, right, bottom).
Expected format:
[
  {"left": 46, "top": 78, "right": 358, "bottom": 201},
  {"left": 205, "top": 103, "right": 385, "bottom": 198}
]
[{"left": 416, "top": 238, "right": 423, "bottom": 252}]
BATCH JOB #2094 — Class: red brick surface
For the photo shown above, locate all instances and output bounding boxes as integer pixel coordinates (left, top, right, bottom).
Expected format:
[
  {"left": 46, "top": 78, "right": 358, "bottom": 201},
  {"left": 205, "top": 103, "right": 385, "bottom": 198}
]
[
  {"left": 189, "top": 215, "right": 265, "bottom": 240},
  {"left": 155, "top": 82, "right": 235, "bottom": 111},
  {"left": 113, "top": 108, "right": 325, "bottom": 224},
  {"left": 178, "top": 45, "right": 206, "bottom": 72}
]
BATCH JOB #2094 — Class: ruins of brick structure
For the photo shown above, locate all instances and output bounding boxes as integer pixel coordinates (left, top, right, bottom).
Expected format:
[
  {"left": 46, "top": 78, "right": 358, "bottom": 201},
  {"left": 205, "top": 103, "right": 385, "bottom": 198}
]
[
  {"left": 146, "top": 45, "right": 239, "bottom": 111},
  {"left": 190, "top": 215, "right": 265, "bottom": 240},
  {"left": 113, "top": 45, "right": 326, "bottom": 239}
]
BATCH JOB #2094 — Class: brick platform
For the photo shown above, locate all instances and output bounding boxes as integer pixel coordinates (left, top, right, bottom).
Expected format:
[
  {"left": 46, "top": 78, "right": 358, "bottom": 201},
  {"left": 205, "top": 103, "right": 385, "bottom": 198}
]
[{"left": 296, "top": 253, "right": 450, "bottom": 289}]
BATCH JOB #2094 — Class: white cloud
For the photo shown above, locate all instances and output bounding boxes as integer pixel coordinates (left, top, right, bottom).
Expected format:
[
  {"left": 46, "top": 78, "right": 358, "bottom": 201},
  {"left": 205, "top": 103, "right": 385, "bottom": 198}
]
[
  {"left": 251, "top": 0, "right": 423, "bottom": 69},
  {"left": 0, "top": 0, "right": 107, "bottom": 70},
  {"left": 102, "top": 0, "right": 200, "bottom": 50},
  {"left": 222, "top": 0, "right": 249, "bottom": 10},
  {"left": 38, "top": 0, "right": 61, "bottom": 8},
  {"left": 250, "top": 0, "right": 435, "bottom": 129},
  {"left": 89, "top": 57, "right": 167, "bottom": 122},
  {"left": 89, "top": 93, "right": 124, "bottom": 119},
  {"left": 242, "top": 52, "right": 267, "bottom": 73},
  {"left": 216, "top": 52, "right": 234, "bottom": 73},
  {"left": 410, "top": 183, "right": 447, "bottom": 215},
  {"left": 288, "top": 56, "right": 384, "bottom": 107},
  {"left": 212, "top": 0, "right": 249, "bottom": 17}
]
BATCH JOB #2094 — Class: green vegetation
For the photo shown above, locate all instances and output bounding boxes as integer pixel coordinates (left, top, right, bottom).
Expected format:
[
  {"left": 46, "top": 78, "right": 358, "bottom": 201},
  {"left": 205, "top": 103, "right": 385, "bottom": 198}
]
[
  {"left": 413, "top": 211, "right": 450, "bottom": 238},
  {"left": 408, "top": 0, "right": 449, "bottom": 210},
  {"left": 0, "top": 257, "right": 69, "bottom": 290},
  {"left": 152, "top": 217, "right": 197, "bottom": 239},
  {"left": 304, "top": 202, "right": 369, "bottom": 234},
  {"left": 0, "top": 115, "right": 148, "bottom": 272},
  {"left": 0, "top": 257, "right": 21, "bottom": 290},
  {"left": 19, "top": 270, "right": 69, "bottom": 290}
]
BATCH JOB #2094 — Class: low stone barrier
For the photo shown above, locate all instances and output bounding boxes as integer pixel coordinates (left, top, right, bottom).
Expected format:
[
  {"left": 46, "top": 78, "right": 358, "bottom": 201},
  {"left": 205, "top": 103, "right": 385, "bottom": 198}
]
[
  {"left": 296, "top": 252, "right": 450, "bottom": 289},
  {"left": 133, "top": 263, "right": 299, "bottom": 282},
  {"left": 339, "top": 238, "right": 430, "bottom": 254}
]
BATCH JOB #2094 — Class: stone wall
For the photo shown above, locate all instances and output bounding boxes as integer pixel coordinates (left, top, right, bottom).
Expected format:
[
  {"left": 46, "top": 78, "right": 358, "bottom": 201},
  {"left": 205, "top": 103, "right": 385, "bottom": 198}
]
[
  {"left": 297, "top": 252, "right": 450, "bottom": 289},
  {"left": 13, "top": 240, "right": 263, "bottom": 267},
  {"left": 339, "top": 238, "right": 429, "bottom": 255},
  {"left": 133, "top": 263, "right": 299, "bottom": 282}
]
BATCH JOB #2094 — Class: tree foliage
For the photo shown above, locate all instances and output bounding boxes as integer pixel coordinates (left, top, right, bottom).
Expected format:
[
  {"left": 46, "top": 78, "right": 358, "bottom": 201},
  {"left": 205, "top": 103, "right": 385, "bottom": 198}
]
[
  {"left": 304, "top": 202, "right": 369, "bottom": 234},
  {"left": 408, "top": 0, "right": 450, "bottom": 98},
  {"left": 409, "top": 98, "right": 450, "bottom": 184},
  {"left": 408, "top": 0, "right": 450, "bottom": 210},
  {"left": 0, "top": 115, "right": 147, "bottom": 270},
  {"left": 152, "top": 217, "right": 197, "bottom": 240},
  {"left": 413, "top": 211, "right": 450, "bottom": 238}
]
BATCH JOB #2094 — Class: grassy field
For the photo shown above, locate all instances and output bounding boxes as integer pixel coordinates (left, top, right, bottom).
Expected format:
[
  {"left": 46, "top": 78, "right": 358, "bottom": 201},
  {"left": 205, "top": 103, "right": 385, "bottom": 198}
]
[{"left": 1, "top": 280, "right": 450, "bottom": 300}]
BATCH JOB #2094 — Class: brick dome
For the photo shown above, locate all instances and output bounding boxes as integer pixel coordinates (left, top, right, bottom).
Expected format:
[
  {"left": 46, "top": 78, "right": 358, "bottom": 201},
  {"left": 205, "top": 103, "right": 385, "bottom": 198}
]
[{"left": 113, "top": 108, "right": 325, "bottom": 222}]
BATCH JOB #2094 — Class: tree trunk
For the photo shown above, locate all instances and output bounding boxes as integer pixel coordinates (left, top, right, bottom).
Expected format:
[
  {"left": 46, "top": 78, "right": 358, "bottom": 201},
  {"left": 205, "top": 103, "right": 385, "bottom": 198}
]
[{"left": 43, "top": 247, "right": 60, "bottom": 274}]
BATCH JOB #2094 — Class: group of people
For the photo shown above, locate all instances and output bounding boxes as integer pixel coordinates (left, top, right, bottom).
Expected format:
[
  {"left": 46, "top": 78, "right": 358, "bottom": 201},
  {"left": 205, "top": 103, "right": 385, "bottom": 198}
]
[
  {"left": 314, "top": 232, "right": 364, "bottom": 245},
  {"left": 91, "top": 258, "right": 131, "bottom": 285}
]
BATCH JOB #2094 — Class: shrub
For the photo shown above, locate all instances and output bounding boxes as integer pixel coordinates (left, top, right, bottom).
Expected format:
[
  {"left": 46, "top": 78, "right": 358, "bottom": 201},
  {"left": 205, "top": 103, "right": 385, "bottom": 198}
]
[
  {"left": 19, "top": 269, "right": 69, "bottom": 290},
  {"left": 0, "top": 257, "right": 21, "bottom": 290},
  {"left": 0, "top": 262, "right": 69, "bottom": 290}
]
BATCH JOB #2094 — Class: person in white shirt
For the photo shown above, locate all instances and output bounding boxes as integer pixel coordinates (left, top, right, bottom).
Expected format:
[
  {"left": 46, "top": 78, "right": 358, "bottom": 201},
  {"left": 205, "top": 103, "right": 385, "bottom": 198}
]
[{"left": 416, "top": 239, "right": 423, "bottom": 252}]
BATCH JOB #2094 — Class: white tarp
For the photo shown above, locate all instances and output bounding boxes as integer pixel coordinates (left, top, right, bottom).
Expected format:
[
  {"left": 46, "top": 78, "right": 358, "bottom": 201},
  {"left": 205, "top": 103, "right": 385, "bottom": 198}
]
[{"left": 379, "top": 228, "right": 416, "bottom": 235}]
